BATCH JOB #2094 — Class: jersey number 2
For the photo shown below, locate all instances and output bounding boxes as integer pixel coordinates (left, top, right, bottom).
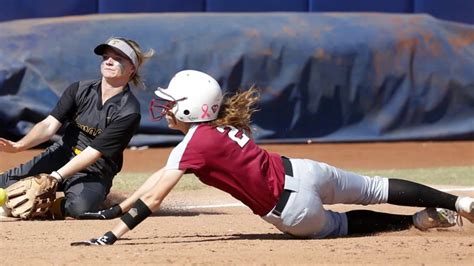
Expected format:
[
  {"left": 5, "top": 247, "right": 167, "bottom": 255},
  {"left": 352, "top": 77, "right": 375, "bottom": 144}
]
[{"left": 216, "top": 126, "right": 250, "bottom": 148}]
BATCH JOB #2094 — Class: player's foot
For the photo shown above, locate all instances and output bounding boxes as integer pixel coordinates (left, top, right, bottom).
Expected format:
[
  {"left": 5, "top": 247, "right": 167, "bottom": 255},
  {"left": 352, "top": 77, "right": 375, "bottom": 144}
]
[
  {"left": 455, "top": 196, "right": 474, "bottom": 224},
  {"left": 413, "top": 208, "right": 457, "bottom": 231}
]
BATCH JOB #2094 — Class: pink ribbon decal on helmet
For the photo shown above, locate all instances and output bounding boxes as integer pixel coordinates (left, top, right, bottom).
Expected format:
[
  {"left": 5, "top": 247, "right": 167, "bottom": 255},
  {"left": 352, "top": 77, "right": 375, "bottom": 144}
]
[{"left": 201, "top": 104, "right": 210, "bottom": 119}]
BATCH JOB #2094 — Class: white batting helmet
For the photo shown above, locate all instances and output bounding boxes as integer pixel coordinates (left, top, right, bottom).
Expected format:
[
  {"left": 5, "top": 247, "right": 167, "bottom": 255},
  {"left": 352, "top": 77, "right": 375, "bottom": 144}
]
[{"left": 151, "top": 70, "right": 223, "bottom": 122}]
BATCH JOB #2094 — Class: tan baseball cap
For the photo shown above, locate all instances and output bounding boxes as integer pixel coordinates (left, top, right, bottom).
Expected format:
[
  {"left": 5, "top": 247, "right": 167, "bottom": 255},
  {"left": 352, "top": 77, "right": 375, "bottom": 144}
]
[{"left": 94, "top": 38, "right": 138, "bottom": 67}]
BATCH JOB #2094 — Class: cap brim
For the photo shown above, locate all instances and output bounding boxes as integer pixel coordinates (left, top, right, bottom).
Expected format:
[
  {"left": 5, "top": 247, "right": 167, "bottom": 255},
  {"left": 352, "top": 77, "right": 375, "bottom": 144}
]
[
  {"left": 94, "top": 44, "right": 130, "bottom": 60},
  {"left": 93, "top": 44, "right": 110, "bottom": 56},
  {"left": 93, "top": 39, "right": 138, "bottom": 67}
]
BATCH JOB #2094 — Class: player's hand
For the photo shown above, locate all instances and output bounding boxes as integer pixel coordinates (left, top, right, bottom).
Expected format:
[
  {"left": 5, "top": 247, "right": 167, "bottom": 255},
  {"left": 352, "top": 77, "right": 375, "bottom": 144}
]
[
  {"left": 70, "top": 231, "right": 117, "bottom": 246},
  {"left": 78, "top": 204, "right": 122, "bottom": 219},
  {"left": 0, "top": 138, "right": 20, "bottom": 153}
]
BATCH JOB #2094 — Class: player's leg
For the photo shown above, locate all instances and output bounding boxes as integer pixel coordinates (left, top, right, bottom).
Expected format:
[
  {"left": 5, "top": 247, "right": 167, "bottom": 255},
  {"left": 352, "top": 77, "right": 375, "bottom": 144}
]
[
  {"left": 388, "top": 178, "right": 456, "bottom": 209},
  {"left": 346, "top": 208, "right": 457, "bottom": 234},
  {"left": 312, "top": 161, "right": 388, "bottom": 205},
  {"left": 262, "top": 158, "right": 348, "bottom": 238},
  {"left": 346, "top": 210, "right": 412, "bottom": 234},
  {"left": 264, "top": 159, "right": 394, "bottom": 238},
  {"left": 308, "top": 161, "right": 458, "bottom": 232},
  {"left": 388, "top": 178, "right": 473, "bottom": 223},
  {"left": 314, "top": 162, "right": 473, "bottom": 223},
  {"left": 263, "top": 159, "right": 460, "bottom": 238},
  {"left": 60, "top": 173, "right": 111, "bottom": 218}
]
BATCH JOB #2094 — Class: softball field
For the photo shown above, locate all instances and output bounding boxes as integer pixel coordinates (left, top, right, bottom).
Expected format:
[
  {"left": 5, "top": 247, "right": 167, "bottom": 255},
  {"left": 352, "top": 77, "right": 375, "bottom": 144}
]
[{"left": 1, "top": 141, "right": 473, "bottom": 265}]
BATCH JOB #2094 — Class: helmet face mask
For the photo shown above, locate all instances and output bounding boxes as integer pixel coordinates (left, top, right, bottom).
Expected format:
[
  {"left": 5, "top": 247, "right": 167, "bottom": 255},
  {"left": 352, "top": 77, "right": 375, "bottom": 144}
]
[
  {"left": 150, "top": 70, "right": 223, "bottom": 123},
  {"left": 149, "top": 97, "right": 187, "bottom": 121}
]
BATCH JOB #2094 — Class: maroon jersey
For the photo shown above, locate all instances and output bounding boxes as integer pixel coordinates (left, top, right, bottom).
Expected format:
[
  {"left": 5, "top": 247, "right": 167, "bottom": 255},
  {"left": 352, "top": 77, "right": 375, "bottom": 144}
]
[{"left": 165, "top": 124, "right": 285, "bottom": 215}]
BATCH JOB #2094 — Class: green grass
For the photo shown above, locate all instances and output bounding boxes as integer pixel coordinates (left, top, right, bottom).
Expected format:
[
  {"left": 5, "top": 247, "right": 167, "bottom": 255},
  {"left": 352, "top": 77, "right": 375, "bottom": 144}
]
[
  {"left": 112, "top": 166, "right": 474, "bottom": 192},
  {"left": 112, "top": 173, "right": 205, "bottom": 192},
  {"left": 354, "top": 166, "right": 474, "bottom": 186}
]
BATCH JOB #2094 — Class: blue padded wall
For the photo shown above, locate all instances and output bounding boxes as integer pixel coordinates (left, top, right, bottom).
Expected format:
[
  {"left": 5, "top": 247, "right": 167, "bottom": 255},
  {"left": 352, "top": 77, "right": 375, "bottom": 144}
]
[
  {"left": 1, "top": 14, "right": 473, "bottom": 144},
  {"left": 206, "top": 0, "right": 308, "bottom": 12},
  {"left": 309, "top": 0, "right": 414, "bottom": 13},
  {"left": 0, "top": 0, "right": 97, "bottom": 22},
  {"left": 1, "top": 0, "right": 472, "bottom": 25},
  {"left": 98, "top": 0, "right": 205, "bottom": 13},
  {"left": 414, "top": 0, "right": 474, "bottom": 24}
]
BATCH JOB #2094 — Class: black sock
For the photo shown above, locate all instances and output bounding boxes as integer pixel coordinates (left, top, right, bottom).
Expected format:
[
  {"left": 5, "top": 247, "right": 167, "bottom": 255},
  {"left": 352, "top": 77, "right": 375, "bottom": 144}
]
[
  {"left": 346, "top": 210, "right": 413, "bottom": 235},
  {"left": 387, "top": 179, "right": 457, "bottom": 210}
]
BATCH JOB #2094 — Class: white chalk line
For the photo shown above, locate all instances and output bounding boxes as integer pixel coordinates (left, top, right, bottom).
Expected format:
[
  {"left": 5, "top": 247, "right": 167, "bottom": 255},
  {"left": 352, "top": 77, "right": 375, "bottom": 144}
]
[
  {"left": 175, "top": 203, "right": 244, "bottom": 210},
  {"left": 440, "top": 187, "right": 474, "bottom": 192},
  {"left": 173, "top": 187, "right": 474, "bottom": 210}
]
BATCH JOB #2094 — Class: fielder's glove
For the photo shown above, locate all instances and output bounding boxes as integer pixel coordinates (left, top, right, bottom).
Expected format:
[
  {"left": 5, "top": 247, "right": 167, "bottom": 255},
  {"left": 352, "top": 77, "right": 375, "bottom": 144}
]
[
  {"left": 78, "top": 204, "right": 122, "bottom": 219},
  {"left": 70, "top": 231, "right": 117, "bottom": 246},
  {"left": 5, "top": 173, "right": 60, "bottom": 219}
]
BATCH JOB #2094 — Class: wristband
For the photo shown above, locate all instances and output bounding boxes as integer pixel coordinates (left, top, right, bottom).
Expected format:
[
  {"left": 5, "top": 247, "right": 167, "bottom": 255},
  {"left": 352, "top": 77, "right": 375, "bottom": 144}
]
[
  {"left": 50, "top": 171, "right": 63, "bottom": 182},
  {"left": 121, "top": 199, "right": 152, "bottom": 230},
  {"left": 103, "top": 231, "right": 117, "bottom": 245}
]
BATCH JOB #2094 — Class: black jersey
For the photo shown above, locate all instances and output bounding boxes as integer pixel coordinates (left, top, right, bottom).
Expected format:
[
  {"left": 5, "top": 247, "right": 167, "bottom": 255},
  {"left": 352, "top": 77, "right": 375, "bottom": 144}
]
[{"left": 50, "top": 80, "right": 141, "bottom": 177}]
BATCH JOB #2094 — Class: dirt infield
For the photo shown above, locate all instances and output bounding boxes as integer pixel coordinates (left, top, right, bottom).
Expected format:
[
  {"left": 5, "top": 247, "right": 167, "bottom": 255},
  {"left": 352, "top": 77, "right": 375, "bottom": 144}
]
[{"left": 1, "top": 141, "right": 474, "bottom": 265}]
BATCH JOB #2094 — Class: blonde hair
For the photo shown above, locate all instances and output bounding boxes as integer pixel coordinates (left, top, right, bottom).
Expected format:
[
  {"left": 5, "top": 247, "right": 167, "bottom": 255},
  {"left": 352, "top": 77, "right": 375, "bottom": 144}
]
[
  {"left": 209, "top": 86, "right": 260, "bottom": 134},
  {"left": 118, "top": 38, "right": 155, "bottom": 88}
]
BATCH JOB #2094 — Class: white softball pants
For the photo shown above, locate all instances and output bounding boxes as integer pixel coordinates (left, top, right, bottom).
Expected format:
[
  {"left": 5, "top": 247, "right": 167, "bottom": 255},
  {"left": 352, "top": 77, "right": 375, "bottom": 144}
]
[{"left": 261, "top": 158, "right": 389, "bottom": 238}]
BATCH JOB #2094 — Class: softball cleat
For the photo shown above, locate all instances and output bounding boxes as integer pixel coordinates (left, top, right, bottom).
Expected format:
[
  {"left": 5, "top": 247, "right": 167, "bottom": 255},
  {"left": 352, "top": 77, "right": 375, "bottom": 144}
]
[{"left": 413, "top": 207, "right": 457, "bottom": 231}]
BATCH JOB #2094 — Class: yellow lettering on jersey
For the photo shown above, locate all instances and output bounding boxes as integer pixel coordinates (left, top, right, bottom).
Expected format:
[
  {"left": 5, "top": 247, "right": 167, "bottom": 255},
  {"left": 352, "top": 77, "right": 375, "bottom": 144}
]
[{"left": 74, "top": 121, "right": 103, "bottom": 137}]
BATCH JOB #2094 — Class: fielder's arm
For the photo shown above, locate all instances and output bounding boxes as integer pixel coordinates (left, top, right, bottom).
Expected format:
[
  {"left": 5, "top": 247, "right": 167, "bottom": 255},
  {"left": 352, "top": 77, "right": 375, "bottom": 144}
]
[
  {"left": 55, "top": 146, "right": 102, "bottom": 179},
  {"left": 0, "top": 115, "right": 62, "bottom": 153}
]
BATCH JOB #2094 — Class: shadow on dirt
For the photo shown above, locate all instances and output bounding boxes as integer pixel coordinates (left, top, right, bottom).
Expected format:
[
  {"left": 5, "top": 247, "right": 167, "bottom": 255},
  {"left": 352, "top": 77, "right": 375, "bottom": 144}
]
[
  {"left": 151, "top": 208, "right": 226, "bottom": 217},
  {"left": 115, "top": 233, "right": 297, "bottom": 245}
]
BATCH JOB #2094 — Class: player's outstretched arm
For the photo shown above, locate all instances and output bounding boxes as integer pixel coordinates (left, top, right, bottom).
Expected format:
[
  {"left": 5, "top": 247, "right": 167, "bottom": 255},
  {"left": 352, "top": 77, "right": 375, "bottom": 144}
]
[
  {"left": 117, "top": 167, "right": 167, "bottom": 212},
  {"left": 71, "top": 169, "right": 185, "bottom": 246},
  {"left": 0, "top": 115, "right": 61, "bottom": 153}
]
